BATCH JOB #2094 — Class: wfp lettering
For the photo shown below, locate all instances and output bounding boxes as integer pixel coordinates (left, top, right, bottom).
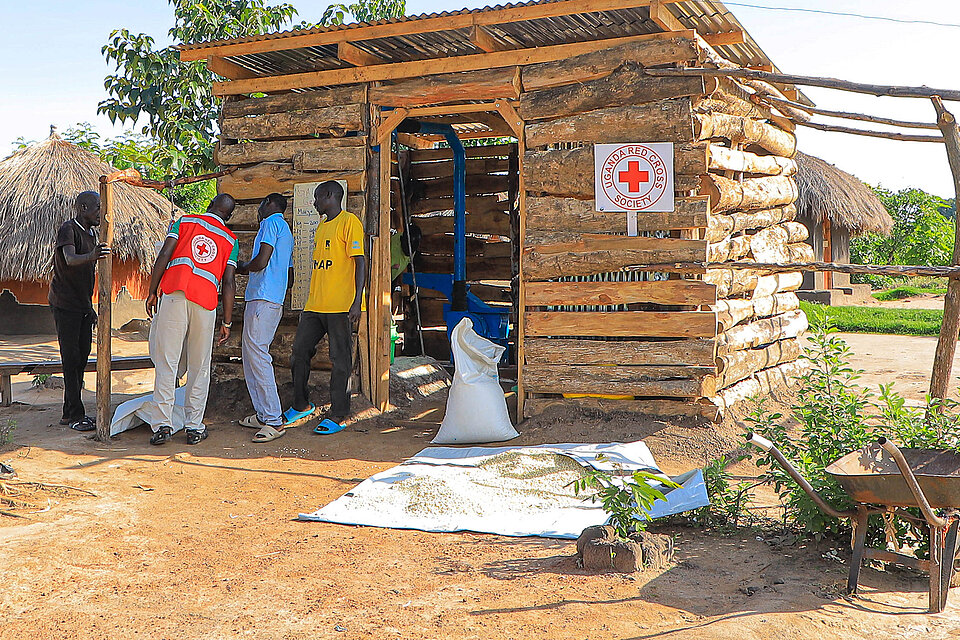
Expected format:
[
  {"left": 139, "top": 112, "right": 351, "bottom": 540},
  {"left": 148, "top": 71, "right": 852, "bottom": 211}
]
[{"left": 313, "top": 259, "right": 334, "bottom": 270}]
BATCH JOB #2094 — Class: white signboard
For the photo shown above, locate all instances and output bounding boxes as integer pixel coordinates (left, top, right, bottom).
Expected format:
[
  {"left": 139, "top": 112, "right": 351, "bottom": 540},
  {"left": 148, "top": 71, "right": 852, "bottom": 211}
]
[
  {"left": 291, "top": 180, "right": 347, "bottom": 310},
  {"left": 594, "top": 143, "right": 674, "bottom": 213}
]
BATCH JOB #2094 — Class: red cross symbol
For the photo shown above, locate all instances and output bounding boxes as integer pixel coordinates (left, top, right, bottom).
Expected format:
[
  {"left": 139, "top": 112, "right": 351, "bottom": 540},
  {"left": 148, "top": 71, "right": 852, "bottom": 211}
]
[
  {"left": 618, "top": 161, "right": 650, "bottom": 193},
  {"left": 196, "top": 242, "right": 209, "bottom": 256}
]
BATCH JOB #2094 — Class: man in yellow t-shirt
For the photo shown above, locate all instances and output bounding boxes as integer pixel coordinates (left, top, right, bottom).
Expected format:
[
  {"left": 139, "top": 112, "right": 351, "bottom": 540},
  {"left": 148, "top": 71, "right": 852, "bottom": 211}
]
[{"left": 286, "top": 181, "right": 366, "bottom": 428}]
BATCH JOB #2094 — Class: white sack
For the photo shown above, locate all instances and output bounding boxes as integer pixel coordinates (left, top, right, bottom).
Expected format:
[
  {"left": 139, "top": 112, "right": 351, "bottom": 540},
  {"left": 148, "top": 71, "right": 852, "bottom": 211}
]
[{"left": 433, "top": 317, "right": 518, "bottom": 444}]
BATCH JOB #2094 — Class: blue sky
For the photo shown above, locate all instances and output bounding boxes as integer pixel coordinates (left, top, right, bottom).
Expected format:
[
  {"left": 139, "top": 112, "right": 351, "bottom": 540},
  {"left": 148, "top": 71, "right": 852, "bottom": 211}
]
[{"left": 2, "top": 1, "right": 958, "bottom": 197}]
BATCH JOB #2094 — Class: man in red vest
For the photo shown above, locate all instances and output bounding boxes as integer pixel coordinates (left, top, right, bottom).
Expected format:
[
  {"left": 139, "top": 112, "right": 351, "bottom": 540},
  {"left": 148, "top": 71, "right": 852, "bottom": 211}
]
[{"left": 144, "top": 194, "right": 239, "bottom": 445}]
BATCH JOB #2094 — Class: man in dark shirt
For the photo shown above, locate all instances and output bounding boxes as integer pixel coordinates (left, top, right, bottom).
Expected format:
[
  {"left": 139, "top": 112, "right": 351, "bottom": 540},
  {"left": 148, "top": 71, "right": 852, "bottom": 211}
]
[{"left": 49, "top": 191, "right": 110, "bottom": 431}]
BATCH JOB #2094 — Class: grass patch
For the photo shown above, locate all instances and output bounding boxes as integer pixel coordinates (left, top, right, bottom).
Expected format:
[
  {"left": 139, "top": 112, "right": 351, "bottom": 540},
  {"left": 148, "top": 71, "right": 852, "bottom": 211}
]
[
  {"left": 872, "top": 285, "right": 947, "bottom": 301},
  {"left": 799, "top": 301, "right": 943, "bottom": 336}
]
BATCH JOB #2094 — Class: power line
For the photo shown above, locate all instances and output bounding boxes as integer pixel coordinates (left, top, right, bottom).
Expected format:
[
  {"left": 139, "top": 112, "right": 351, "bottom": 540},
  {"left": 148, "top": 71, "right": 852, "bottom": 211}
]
[{"left": 722, "top": 2, "right": 960, "bottom": 30}]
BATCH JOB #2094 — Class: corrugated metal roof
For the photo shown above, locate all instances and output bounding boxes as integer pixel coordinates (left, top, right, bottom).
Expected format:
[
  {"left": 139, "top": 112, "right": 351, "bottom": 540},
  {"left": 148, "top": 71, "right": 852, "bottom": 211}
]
[{"left": 180, "top": 0, "right": 808, "bottom": 102}]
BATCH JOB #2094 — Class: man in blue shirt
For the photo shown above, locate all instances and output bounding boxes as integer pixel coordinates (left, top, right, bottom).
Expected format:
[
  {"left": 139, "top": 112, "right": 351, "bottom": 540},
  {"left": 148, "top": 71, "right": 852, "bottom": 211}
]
[{"left": 236, "top": 193, "right": 294, "bottom": 442}]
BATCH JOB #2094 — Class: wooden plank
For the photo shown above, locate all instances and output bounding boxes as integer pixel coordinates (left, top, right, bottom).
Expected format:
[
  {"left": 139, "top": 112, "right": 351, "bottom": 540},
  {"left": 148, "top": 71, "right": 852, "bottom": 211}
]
[
  {"left": 221, "top": 104, "right": 364, "bottom": 139},
  {"left": 218, "top": 164, "right": 364, "bottom": 200},
  {"left": 221, "top": 85, "right": 366, "bottom": 118},
  {"left": 524, "top": 311, "right": 718, "bottom": 338},
  {"left": 516, "top": 127, "right": 528, "bottom": 421},
  {"left": 648, "top": 0, "right": 685, "bottom": 32},
  {"left": 370, "top": 68, "right": 521, "bottom": 107},
  {"left": 524, "top": 337, "right": 716, "bottom": 366},
  {"left": 410, "top": 157, "right": 510, "bottom": 179},
  {"left": 525, "top": 279, "right": 716, "bottom": 307},
  {"left": 523, "top": 237, "right": 707, "bottom": 280},
  {"left": 212, "top": 32, "right": 696, "bottom": 95},
  {"left": 417, "top": 255, "right": 512, "bottom": 279},
  {"left": 525, "top": 99, "right": 695, "bottom": 148},
  {"left": 525, "top": 396, "right": 720, "bottom": 420},
  {"left": 207, "top": 56, "right": 258, "bottom": 79},
  {"left": 525, "top": 195, "right": 708, "bottom": 237},
  {"left": 419, "top": 234, "right": 511, "bottom": 257},
  {"left": 470, "top": 25, "right": 506, "bottom": 53},
  {"left": 523, "top": 144, "right": 706, "bottom": 198},
  {"left": 95, "top": 179, "right": 114, "bottom": 441},
  {"left": 518, "top": 69, "right": 706, "bottom": 121},
  {"left": 410, "top": 194, "right": 507, "bottom": 215},
  {"left": 295, "top": 146, "right": 367, "bottom": 172},
  {"left": 410, "top": 144, "right": 515, "bottom": 162},
  {"left": 521, "top": 36, "right": 700, "bottom": 91},
  {"left": 415, "top": 174, "right": 511, "bottom": 199},
  {"left": 181, "top": 4, "right": 690, "bottom": 60},
  {"left": 522, "top": 364, "right": 715, "bottom": 397},
  {"left": 374, "top": 140, "right": 392, "bottom": 411},
  {"left": 216, "top": 136, "right": 368, "bottom": 165},
  {"left": 702, "top": 30, "right": 744, "bottom": 47},
  {"left": 338, "top": 41, "right": 384, "bottom": 66},
  {"left": 229, "top": 194, "right": 365, "bottom": 230}
]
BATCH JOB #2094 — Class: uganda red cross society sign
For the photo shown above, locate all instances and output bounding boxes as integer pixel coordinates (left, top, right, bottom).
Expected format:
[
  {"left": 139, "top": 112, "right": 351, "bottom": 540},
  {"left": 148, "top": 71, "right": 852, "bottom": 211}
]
[{"left": 594, "top": 143, "right": 674, "bottom": 213}]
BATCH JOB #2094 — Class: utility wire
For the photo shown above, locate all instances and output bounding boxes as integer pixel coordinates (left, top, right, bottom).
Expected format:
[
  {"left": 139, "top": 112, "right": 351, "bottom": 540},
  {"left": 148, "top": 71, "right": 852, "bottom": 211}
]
[{"left": 723, "top": 2, "right": 960, "bottom": 30}]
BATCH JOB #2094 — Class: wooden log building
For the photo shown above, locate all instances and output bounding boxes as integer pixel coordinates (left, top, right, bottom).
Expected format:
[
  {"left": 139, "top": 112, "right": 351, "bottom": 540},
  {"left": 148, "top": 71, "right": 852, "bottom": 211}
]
[{"left": 179, "top": 0, "right": 812, "bottom": 421}]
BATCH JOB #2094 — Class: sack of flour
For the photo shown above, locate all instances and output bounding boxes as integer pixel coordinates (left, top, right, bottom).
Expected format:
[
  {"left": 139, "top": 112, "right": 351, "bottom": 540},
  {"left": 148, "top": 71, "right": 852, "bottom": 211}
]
[{"left": 433, "top": 317, "right": 519, "bottom": 444}]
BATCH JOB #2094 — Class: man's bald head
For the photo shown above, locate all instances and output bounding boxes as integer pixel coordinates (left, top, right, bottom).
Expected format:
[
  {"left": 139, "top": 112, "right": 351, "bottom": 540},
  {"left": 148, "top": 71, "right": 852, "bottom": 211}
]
[
  {"left": 207, "top": 193, "right": 236, "bottom": 220},
  {"left": 75, "top": 191, "right": 101, "bottom": 227}
]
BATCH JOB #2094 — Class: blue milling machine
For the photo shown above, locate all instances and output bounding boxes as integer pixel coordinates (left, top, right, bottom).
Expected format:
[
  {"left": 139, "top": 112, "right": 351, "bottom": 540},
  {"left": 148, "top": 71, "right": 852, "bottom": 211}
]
[{"left": 397, "top": 119, "right": 512, "bottom": 357}]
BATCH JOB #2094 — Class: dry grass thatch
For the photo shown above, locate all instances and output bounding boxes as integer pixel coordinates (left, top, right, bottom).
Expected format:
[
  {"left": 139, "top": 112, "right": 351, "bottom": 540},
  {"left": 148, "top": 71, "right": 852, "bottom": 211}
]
[
  {"left": 0, "top": 133, "right": 180, "bottom": 282},
  {"left": 795, "top": 151, "right": 893, "bottom": 236}
]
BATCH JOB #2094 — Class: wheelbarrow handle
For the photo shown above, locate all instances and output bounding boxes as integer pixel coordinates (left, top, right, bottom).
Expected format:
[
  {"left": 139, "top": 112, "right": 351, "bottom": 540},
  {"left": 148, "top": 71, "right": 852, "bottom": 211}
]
[
  {"left": 877, "top": 437, "right": 947, "bottom": 529},
  {"left": 747, "top": 433, "right": 858, "bottom": 520}
]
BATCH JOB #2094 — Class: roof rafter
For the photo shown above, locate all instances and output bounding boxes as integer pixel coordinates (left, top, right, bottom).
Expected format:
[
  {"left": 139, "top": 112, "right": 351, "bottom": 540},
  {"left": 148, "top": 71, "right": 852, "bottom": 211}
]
[{"left": 338, "top": 41, "right": 386, "bottom": 66}]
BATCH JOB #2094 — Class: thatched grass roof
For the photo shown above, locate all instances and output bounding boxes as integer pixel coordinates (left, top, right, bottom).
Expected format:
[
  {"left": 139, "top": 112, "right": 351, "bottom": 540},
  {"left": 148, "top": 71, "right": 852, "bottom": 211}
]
[
  {"left": 0, "top": 133, "right": 180, "bottom": 283},
  {"left": 795, "top": 151, "right": 893, "bottom": 236}
]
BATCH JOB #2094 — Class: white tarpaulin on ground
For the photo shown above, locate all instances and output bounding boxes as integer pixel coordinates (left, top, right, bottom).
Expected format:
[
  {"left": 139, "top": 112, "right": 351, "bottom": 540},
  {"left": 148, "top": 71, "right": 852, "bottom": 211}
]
[
  {"left": 298, "top": 441, "right": 710, "bottom": 539},
  {"left": 109, "top": 388, "right": 188, "bottom": 436}
]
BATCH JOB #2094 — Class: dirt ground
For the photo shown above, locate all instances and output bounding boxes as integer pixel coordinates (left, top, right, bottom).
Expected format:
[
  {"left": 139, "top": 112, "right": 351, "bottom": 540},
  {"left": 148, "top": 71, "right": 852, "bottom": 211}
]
[{"left": 2, "top": 332, "right": 959, "bottom": 639}]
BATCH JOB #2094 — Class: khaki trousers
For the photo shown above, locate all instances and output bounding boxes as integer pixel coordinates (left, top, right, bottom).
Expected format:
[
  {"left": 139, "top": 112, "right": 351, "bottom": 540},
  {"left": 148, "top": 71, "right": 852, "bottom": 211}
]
[{"left": 149, "top": 291, "right": 216, "bottom": 432}]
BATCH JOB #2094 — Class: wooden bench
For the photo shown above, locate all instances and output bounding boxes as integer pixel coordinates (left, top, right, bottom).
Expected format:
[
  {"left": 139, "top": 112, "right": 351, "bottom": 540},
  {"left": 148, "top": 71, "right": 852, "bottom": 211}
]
[{"left": 0, "top": 356, "right": 154, "bottom": 407}]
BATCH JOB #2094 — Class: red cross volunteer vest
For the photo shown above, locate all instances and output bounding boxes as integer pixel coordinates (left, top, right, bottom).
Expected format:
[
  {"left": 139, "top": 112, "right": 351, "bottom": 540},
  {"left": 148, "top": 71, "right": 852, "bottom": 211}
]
[{"left": 159, "top": 213, "right": 238, "bottom": 311}]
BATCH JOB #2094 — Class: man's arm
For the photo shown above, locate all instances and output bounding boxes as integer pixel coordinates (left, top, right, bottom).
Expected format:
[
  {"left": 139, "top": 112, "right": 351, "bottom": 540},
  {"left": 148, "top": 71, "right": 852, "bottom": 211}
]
[
  {"left": 144, "top": 237, "right": 177, "bottom": 318},
  {"left": 218, "top": 265, "right": 236, "bottom": 346},
  {"left": 349, "top": 254, "right": 366, "bottom": 323},
  {"left": 237, "top": 243, "right": 274, "bottom": 275}
]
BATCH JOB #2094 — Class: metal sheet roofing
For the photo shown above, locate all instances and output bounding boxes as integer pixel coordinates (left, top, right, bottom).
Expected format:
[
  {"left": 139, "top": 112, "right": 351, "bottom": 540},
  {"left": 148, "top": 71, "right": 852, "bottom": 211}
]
[{"left": 180, "top": 0, "right": 806, "bottom": 101}]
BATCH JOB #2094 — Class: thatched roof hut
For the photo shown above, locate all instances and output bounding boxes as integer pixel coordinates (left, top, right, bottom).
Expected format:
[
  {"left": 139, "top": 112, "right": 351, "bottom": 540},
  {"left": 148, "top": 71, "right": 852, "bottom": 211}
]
[
  {"left": 0, "top": 132, "right": 178, "bottom": 283},
  {"left": 794, "top": 151, "right": 893, "bottom": 236}
]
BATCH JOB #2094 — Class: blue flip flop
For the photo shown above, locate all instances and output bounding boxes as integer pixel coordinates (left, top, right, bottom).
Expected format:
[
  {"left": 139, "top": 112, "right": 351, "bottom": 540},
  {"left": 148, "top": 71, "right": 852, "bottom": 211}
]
[
  {"left": 313, "top": 418, "right": 346, "bottom": 435},
  {"left": 282, "top": 404, "right": 316, "bottom": 426}
]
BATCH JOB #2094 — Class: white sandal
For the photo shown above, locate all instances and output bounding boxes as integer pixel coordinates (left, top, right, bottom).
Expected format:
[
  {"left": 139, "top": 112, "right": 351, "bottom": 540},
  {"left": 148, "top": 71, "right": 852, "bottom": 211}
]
[
  {"left": 240, "top": 414, "right": 265, "bottom": 429},
  {"left": 252, "top": 424, "right": 286, "bottom": 442}
]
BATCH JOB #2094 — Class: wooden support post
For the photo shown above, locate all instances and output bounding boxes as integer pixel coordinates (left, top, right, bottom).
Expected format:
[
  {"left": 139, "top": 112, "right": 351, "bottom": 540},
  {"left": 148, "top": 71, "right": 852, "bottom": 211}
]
[
  {"left": 929, "top": 96, "right": 960, "bottom": 402},
  {"left": 371, "top": 112, "right": 392, "bottom": 412},
  {"left": 96, "top": 178, "right": 114, "bottom": 441},
  {"left": 516, "top": 128, "right": 527, "bottom": 421}
]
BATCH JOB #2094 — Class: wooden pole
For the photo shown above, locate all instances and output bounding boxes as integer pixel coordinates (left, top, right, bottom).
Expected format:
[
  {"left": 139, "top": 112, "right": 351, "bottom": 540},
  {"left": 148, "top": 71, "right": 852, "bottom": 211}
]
[
  {"left": 644, "top": 67, "right": 960, "bottom": 102},
  {"left": 624, "top": 261, "right": 960, "bottom": 278},
  {"left": 928, "top": 97, "right": 960, "bottom": 401},
  {"left": 95, "top": 178, "right": 114, "bottom": 441},
  {"left": 756, "top": 94, "right": 940, "bottom": 130},
  {"left": 797, "top": 120, "right": 944, "bottom": 143}
]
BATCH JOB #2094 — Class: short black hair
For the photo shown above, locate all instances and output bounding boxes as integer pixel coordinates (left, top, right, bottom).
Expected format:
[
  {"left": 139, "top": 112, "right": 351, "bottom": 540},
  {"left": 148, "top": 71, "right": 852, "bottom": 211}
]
[
  {"left": 264, "top": 192, "right": 287, "bottom": 212},
  {"left": 316, "top": 180, "right": 344, "bottom": 203},
  {"left": 75, "top": 190, "right": 99, "bottom": 213}
]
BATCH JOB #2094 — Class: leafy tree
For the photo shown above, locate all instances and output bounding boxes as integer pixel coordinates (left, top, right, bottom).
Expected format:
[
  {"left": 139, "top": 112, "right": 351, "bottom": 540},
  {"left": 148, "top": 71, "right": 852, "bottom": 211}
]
[
  {"left": 852, "top": 187, "right": 955, "bottom": 276},
  {"left": 99, "top": 1, "right": 302, "bottom": 175},
  {"left": 321, "top": 0, "right": 405, "bottom": 25}
]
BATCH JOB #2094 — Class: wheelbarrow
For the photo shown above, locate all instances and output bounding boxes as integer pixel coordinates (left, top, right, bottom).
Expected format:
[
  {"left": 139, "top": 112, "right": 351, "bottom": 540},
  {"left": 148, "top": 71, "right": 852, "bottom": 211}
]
[{"left": 747, "top": 433, "right": 960, "bottom": 613}]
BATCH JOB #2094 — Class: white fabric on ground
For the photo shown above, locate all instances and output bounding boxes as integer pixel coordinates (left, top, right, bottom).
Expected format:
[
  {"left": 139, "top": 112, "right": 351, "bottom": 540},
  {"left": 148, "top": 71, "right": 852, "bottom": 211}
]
[
  {"left": 149, "top": 290, "right": 216, "bottom": 431},
  {"left": 242, "top": 299, "right": 284, "bottom": 426},
  {"left": 298, "top": 441, "right": 710, "bottom": 539},
  {"left": 110, "top": 387, "right": 189, "bottom": 436}
]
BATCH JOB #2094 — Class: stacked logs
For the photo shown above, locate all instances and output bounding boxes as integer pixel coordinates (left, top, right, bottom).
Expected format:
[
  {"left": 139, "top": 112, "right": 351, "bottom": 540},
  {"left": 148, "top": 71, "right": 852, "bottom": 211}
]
[{"left": 212, "top": 86, "right": 372, "bottom": 371}]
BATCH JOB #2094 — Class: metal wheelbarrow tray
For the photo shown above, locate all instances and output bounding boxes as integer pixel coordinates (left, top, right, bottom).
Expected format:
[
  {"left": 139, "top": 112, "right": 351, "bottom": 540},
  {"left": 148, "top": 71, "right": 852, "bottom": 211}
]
[{"left": 749, "top": 434, "right": 960, "bottom": 613}]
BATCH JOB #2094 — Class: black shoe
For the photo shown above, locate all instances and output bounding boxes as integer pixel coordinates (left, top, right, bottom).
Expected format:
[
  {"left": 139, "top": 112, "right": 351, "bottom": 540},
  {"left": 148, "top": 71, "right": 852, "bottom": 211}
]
[
  {"left": 185, "top": 429, "right": 208, "bottom": 445},
  {"left": 69, "top": 416, "right": 96, "bottom": 432},
  {"left": 150, "top": 426, "right": 172, "bottom": 445}
]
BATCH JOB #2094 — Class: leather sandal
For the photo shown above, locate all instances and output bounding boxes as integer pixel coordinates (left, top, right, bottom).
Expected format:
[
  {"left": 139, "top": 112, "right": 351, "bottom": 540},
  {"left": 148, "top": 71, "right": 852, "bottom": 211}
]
[
  {"left": 150, "top": 426, "right": 172, "bottom": 446},
  {"left": 185, "top": 429, "right": 208, "bottom": 445}
]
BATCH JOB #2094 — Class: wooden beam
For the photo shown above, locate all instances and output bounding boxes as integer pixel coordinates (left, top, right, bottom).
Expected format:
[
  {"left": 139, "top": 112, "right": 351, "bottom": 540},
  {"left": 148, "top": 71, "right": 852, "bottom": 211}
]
[
  {"left": 525, "top": 338, "right": 716, "bottom": 366},
  {"left": 757, "top": 94, "right": 939, "bottom": 130},
  {"left": 525, "top": 279, "right": 716, "bottom": 307},
  {"left": 496, "top": 101, "right": 524, "bottom": 138},
  {"left": 470, "top": 25, "right": 507, "bottom": 53},
  {"left": 525, "top": 311, "right": 718, "bottom": 338},
  {"left": 376, "top": 108, "right": 409, "bottom": 145},
  {"left": 525, "top": 396, "right": 720, "bottom": 420},
  {"left": 338, "top": 41, "right": 384, "bottom": 66},
  {"left": 522, "top": 364, "right": 716, "bottom": 397},
  {"left": 796, "top": 120, "right": 944, "bottom": 143},
  {"left": 95, "top": 179, "right": 114, "bottom": 442},
  {"left": 702, "top": 30, "right": 744, "bottom": 47},
  {"left": 213, "top": 31, "right": 696, "bottom": 95},
  {"left": 929, "top": 96, "right": 960, "bottom": 402},
  {"left": 370, "top": 70, "right": 521, "bottom": 108},
  {"left": 180, "top": 0, "right": 678, "bottom": 61},
  {"left": 206, "top": 56, "right": 258, "bottom": 79},
  {"left": 648, "top": 0, "right": 685, "bottom": 32}
]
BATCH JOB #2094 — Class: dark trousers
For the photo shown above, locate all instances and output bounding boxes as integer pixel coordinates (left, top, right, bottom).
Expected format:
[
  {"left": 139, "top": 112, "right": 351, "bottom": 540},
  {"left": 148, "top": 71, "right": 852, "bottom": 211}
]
[
  {"left": 291, "top": 312, "right": 352, "bottom": 418},
  {"left": 52, "top": 307, "right": 95, "bottom": 422}
]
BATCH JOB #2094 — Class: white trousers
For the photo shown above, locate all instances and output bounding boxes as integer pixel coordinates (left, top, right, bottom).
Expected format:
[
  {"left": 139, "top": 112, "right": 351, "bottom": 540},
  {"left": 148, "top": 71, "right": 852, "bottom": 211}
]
[
  {"left": 241, "top": 300, "right": 284, "bottom": 426},
  {"left": 149, "top": 291, "right": 216, "bottom": 432}
]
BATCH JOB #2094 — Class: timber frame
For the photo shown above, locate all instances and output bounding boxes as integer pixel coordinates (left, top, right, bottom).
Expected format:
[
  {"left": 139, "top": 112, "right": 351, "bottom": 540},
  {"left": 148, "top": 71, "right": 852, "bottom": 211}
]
[{"left": 184, "top": 1, "right": 817, "bottom": 421}]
